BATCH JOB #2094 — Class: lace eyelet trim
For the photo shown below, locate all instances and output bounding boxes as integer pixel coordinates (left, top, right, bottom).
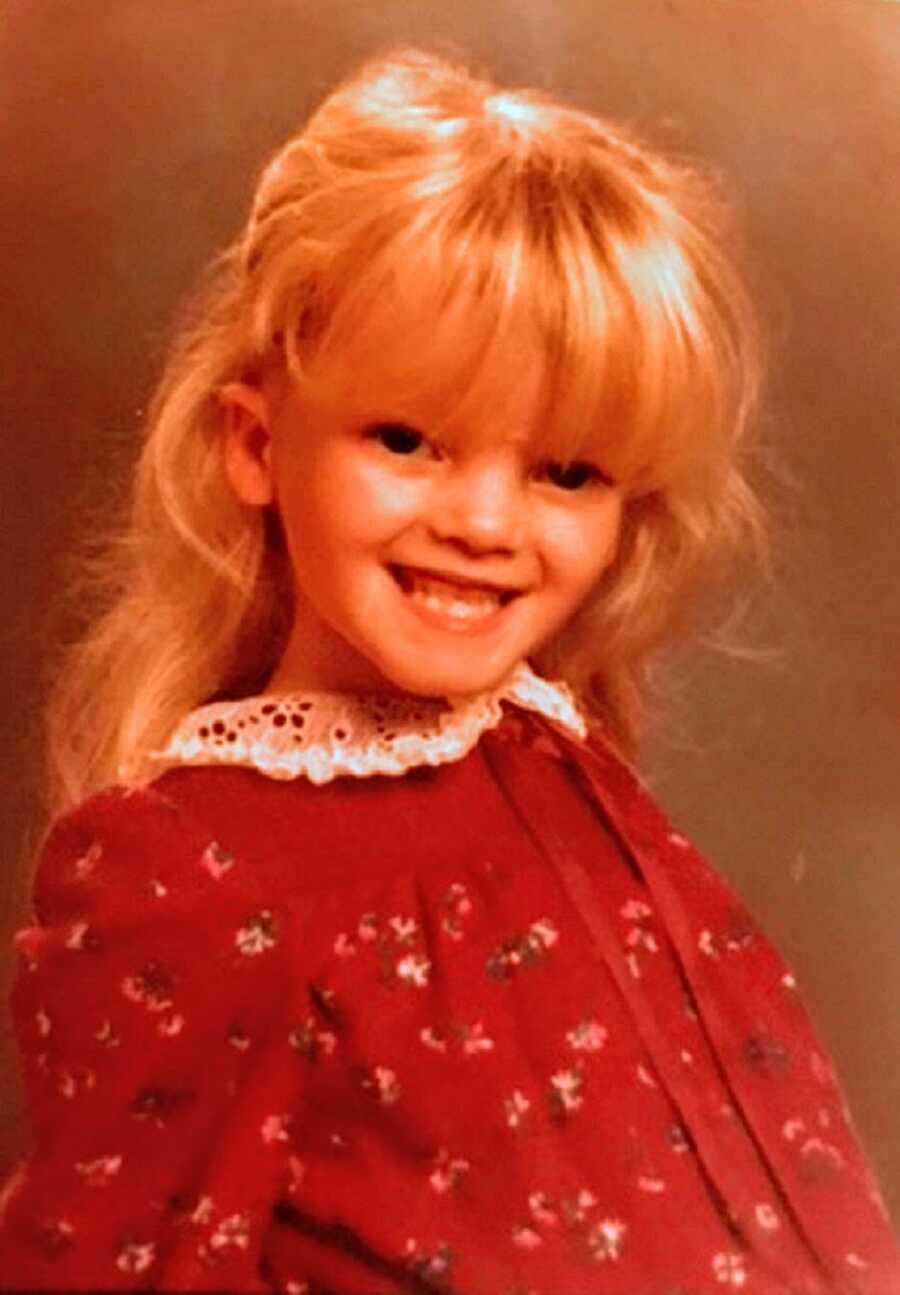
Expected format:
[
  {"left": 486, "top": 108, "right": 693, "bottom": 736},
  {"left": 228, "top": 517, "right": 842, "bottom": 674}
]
[{"left": 141, "top": 663, "right": 586, "bottom": 785}]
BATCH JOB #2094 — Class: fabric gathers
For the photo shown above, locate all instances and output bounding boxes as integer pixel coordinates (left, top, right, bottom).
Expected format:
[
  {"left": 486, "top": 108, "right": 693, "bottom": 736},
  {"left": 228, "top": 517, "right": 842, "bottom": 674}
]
[{"left": 1, "top": 673, "right": 898, "bottom": 1293}]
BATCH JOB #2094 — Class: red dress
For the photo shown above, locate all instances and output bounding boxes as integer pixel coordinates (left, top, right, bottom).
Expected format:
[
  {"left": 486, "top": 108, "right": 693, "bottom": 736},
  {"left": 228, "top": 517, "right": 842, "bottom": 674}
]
[{"left": 1, "top": 670, "right": 898, "bottom": 1293}]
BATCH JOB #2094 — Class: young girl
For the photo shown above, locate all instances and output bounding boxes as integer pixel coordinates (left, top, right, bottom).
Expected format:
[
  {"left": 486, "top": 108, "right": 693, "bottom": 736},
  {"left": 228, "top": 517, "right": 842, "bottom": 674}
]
[{"left": 2, "top": 47, "right": 897, "bottom": 1295}]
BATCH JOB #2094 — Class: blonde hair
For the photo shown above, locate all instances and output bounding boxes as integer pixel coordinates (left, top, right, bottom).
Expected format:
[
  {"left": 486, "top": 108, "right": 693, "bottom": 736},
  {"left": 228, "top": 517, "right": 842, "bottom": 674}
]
[{"left": 46, "top": 46, "right": 763, "bottom": 813}]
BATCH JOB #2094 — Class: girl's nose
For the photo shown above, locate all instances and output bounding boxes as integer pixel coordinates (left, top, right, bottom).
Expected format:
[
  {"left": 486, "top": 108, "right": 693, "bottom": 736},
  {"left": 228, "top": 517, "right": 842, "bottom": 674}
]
[{"left": 428, "top": 458, "right": 525, "bottom": 555}]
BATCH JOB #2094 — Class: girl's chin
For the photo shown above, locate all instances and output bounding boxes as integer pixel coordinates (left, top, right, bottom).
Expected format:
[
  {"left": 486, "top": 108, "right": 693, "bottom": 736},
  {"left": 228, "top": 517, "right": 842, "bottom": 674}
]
[{"left": 369, "top": 650, "right": 524, "bottom": 700}]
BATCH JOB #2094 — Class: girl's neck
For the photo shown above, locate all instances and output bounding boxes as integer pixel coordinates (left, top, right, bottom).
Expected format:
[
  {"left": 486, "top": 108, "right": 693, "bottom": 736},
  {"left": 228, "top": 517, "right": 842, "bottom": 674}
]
[
  {"left": 263, "top": 605, "right": 440, "bottom": 700},
  {"left": 263, "top": 654, "right": 443, "bottom": 702}
]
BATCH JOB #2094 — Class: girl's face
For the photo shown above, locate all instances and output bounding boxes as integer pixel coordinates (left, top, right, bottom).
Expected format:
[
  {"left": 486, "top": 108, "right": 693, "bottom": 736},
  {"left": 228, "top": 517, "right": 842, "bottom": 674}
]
[{"left": 223, "top": 314, "right": 624, "bottom": 699}]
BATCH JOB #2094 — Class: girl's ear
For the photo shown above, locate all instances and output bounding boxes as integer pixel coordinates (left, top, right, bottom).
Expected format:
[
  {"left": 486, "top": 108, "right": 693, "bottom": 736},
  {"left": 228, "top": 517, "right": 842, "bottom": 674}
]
[{"left": 220, "top": 381, "right": 276, "bottom": 506}]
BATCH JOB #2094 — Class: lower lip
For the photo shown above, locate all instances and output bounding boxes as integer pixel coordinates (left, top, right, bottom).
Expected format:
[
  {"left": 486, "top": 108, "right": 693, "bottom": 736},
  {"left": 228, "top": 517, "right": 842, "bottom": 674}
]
[{"left": 389, "top": 569, "right": 515, "bottom": 636}]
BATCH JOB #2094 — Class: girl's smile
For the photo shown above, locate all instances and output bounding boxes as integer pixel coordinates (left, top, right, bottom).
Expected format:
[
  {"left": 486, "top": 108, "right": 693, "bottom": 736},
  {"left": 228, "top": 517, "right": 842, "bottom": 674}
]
[
  {"left": 223, "top": 318, "right": 624, "bottom": 698},
  {"left": 389, "top": 564, "right": 516, "bottom": 627}
]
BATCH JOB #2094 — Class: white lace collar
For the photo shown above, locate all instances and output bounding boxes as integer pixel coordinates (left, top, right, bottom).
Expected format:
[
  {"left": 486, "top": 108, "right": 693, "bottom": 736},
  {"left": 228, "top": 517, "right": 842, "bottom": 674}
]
[{"left": 149, "top": 662, "right": 586, "bottom": 785}]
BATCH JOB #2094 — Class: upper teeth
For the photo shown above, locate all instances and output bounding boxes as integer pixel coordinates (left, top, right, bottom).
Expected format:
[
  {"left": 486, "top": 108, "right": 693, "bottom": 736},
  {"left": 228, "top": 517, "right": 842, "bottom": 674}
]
[{"left": 405, "top": 572, "right": 504, "bottom": 619}]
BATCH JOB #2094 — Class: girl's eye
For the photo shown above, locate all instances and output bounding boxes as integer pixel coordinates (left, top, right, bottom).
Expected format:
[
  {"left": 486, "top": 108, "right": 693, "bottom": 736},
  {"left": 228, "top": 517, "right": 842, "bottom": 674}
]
[
  {"left": 370, "top": 422, "right": 430, "bottom": 457},
  {"left": 541, "top": 460, "right": 612, "bottom": 491}
]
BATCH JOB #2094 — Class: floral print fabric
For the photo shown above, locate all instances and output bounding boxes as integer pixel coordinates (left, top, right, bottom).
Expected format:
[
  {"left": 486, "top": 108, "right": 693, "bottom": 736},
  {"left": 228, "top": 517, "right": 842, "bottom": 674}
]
[{"left": 1, "top": 706, "right": 898, "bottom": 1292}]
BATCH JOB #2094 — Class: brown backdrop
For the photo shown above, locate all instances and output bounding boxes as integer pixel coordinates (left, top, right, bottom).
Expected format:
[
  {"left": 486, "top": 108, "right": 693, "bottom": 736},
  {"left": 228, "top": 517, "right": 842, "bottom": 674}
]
[{"left": 2, "top": 0, "right": 898, "bottom": 1224}]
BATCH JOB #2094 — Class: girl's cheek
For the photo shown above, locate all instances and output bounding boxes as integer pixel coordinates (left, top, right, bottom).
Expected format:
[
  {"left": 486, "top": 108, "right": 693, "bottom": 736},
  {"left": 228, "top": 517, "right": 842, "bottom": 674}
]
[
  {"left": 566, "top": 507, "right": 622, "bottom": 582},
  {"left": 350, "top": 452, "right": 396, "bottom": 494}
]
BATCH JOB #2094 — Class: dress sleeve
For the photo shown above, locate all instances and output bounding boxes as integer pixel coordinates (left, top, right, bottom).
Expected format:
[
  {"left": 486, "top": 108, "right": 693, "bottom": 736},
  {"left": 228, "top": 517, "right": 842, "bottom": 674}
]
[{"left": 0, "top": 787, "right": 302, "bottom": 1292}]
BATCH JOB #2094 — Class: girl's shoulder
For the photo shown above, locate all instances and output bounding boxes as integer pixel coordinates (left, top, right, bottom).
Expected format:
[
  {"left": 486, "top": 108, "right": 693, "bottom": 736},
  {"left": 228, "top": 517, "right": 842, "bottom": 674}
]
[
  {"left": 498, "top": 706, "right": 760, "bottom": 939},
  {"left": 26, "top": 780, "right": 279, "bottom": 943},
  {"left": 31, "top": 786, "right": 193, "bottom": 906}
]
